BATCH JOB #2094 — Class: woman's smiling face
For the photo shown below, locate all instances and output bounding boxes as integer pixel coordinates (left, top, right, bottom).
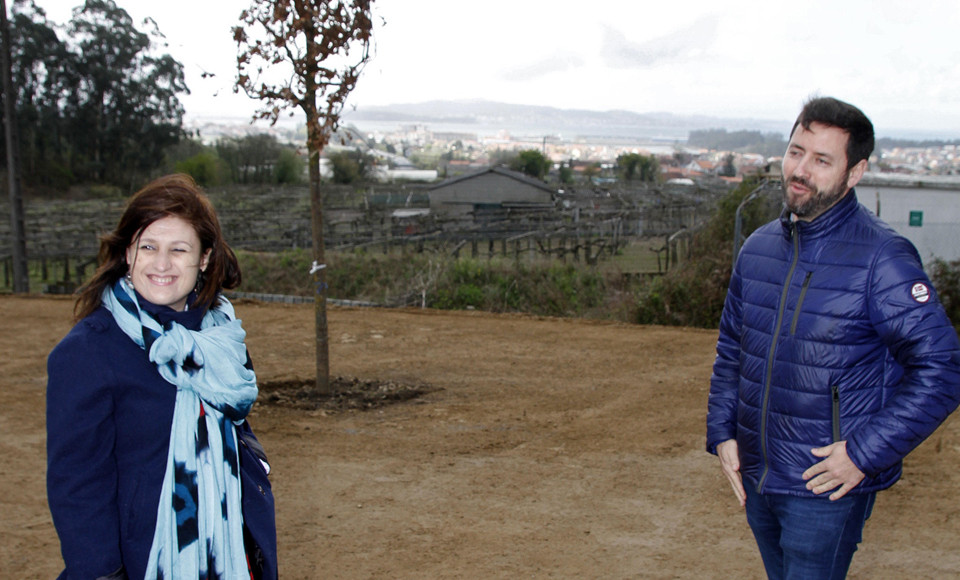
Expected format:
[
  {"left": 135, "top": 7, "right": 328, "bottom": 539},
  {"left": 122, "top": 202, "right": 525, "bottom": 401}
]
[{"left": 125, "top": 216, "right": 210, "bottom": 311}]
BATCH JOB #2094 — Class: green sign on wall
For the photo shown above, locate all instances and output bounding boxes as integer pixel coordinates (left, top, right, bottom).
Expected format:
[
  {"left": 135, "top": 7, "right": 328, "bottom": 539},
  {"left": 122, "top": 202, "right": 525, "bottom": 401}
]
[{"left": 909, "top": 210, "right": 923, "bottom": 227}]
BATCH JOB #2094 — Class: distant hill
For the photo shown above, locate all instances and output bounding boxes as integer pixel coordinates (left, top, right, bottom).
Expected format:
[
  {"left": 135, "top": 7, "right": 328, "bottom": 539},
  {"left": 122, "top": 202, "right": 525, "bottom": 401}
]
[
  {"left": 190, "top": 100, "right": 960, "bottom": 145},
  {"left": 340, "top": 99, "right": 788, "bottom": 143}
]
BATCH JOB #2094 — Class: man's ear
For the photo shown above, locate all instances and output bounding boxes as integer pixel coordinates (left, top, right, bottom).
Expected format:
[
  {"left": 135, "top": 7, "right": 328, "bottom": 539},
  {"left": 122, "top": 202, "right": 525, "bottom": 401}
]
[{"left": 846, "top": 159, "right": 868, "bottom": 190}]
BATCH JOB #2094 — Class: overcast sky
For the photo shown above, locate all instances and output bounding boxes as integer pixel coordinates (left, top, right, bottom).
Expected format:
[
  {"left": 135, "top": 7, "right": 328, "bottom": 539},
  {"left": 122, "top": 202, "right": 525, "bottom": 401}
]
[{"left": 34, "top": 0, "right": 960, "bottom": 138}]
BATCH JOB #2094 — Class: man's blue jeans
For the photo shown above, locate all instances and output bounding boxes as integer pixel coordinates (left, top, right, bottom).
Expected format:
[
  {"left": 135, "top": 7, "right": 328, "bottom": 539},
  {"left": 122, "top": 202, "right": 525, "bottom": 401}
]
[{"left": 744, "top": 485, "right": 875, "bottom": 580}]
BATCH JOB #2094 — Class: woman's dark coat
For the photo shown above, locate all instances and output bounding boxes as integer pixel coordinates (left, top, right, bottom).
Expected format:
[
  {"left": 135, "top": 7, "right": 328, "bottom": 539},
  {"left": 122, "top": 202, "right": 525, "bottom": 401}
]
[{"left": 47, "top": 299, "right": 277, "bottom": 579}]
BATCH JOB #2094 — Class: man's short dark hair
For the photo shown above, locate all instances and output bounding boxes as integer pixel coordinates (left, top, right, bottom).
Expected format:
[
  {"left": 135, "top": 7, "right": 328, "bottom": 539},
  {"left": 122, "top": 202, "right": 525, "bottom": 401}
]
[{"left": 791, "top": 97, "right": 875, "bottom": 169}]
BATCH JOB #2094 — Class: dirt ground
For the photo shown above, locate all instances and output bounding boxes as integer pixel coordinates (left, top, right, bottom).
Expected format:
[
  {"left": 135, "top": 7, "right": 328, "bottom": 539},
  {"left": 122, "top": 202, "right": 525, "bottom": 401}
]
[{"left": 3, "top": 294, "right": 960, "bottom": 579}]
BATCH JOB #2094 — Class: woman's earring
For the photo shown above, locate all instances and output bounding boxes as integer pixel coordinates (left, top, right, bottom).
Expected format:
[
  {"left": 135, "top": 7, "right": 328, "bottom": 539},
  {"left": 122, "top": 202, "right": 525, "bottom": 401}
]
[{"left": 194, "top": 270, "right": 205, "bottom": 294}]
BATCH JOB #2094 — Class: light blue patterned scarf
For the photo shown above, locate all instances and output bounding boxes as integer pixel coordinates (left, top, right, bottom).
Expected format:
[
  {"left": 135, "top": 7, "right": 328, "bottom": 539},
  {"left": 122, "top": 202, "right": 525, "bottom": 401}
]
[{"left": 102, "top": 279, "right": 258, "bottom": 580}]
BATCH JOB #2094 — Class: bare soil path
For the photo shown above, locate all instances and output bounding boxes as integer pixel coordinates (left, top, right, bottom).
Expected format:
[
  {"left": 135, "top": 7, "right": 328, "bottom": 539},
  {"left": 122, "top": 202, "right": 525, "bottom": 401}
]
[{"left": 3, "top": 295, "right": 959, "bottom": 578}]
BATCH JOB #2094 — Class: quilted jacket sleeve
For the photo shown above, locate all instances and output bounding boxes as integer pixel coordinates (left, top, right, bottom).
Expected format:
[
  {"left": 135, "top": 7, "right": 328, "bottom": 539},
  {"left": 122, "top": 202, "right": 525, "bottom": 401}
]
[
  {"left": 846, "top": 237, "right": 960, "bottom": 476},
  {"left": 706, "top": 261, "right": 744, "bottom": 454}
]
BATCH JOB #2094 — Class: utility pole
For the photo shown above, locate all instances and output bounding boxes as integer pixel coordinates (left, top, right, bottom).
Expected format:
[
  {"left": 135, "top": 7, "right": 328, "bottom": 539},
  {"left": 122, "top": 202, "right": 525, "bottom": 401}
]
[{"left": 0, "top": 0, "right": 27, "bottom": 293}]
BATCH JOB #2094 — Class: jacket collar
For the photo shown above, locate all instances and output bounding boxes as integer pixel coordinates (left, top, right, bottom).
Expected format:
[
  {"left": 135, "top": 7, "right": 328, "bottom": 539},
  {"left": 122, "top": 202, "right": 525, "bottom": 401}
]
[{"left": 780, "top": 188, "right": 860, "bottom": 239}]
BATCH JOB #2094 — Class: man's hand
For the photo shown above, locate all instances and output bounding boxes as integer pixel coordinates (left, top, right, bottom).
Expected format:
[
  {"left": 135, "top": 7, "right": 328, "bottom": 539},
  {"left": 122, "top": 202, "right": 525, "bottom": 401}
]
[
  {"left": 717, "top": 439, "right": 746, "bottom": 507},
  {"left": 802, "top": 441, "right": 865, "bottom": 501}
]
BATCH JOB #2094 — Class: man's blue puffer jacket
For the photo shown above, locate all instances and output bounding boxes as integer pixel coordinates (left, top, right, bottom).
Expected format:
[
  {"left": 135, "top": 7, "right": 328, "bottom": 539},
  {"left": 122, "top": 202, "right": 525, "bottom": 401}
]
[{"left": 707, "top": 190, "right": 960, "bottom": 497}]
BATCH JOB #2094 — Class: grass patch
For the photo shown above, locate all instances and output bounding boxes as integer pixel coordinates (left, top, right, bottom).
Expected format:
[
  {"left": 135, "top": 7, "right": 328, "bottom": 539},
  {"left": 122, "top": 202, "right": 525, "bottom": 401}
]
[{"left": 238, "top": 248, "right": 619, "bottom": 319}]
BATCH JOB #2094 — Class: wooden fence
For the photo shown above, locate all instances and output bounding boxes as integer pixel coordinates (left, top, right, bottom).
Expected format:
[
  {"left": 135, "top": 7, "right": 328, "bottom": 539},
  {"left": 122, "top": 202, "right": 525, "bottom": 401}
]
[{"left": 1, "top": 183, "right": 721, "bottom": 292}]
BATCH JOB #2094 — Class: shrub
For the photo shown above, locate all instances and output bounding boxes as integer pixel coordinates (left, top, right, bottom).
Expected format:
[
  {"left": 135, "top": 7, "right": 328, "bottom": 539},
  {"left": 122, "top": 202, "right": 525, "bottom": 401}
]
[
  {"left": 236, "top": 250, "right": 608, "bottom": 317},
  {"left": 508, "top": 150, "right": 551, "bottom": 180},
  {"left": 274, "top": 149, "right": 304, "bottom": 184},
  {"left": 429, "top": 259, "right": 605, "bottom": 316},
  {"left": 176, "top": 152, "right": 221, "bottom": 187},
  {"left": 86, "top": 184, "right": 124, "bottom": 199},
  {"left": 632, "top": 177, "right": 781, "bottom": 328},
  {"left": 236, "top": 249, "right": 314, "bottom": 296},
  {"left": 931, "top": 258, "right": 960, "bottom": 334},
  {"left": 454, "top": 284, "right": 485, "bottom": 308},
  {"left": 238, "top": 249, "right": 451, "bottom": 306}
]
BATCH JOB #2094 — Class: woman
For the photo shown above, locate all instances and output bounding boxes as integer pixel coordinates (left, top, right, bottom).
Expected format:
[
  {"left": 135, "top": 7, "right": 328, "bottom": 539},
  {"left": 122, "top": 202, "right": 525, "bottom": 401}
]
[{"left": 46, "top": 174, "right": 277, "bottom": 579}]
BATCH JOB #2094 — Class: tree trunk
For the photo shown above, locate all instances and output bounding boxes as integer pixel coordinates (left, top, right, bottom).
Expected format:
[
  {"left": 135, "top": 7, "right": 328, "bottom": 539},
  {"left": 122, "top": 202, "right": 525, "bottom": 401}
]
[
  {"left": 0, "top": 0, "right": 27, "bottom": 293},
  {"left": 308, "top": 146, "right": 330, "bottom": 394}
]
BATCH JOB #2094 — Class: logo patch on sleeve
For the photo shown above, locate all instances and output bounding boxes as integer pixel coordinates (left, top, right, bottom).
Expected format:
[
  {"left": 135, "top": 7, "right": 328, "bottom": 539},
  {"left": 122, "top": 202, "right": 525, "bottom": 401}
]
[{"left": 911, "top": 283, "right": 931, "bottom": 303}]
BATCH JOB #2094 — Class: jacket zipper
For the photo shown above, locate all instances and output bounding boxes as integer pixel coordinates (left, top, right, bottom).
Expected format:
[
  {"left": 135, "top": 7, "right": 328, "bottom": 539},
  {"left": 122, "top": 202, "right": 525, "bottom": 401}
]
[
  {"left": 789, "top": 272, "right": 813, "bottom": 335},
  {"left": 758, "top": 223, "right": 800, "bottom": 492},
  {"left": 831, "top": 385, "right": 841, "bottom": 442}
]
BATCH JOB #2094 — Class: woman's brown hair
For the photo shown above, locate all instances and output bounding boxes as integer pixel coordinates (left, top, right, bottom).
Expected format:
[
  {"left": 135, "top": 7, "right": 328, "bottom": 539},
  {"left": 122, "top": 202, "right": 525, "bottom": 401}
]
[{"left": 73, "top": 174, "right": 241, "bottom": 321}]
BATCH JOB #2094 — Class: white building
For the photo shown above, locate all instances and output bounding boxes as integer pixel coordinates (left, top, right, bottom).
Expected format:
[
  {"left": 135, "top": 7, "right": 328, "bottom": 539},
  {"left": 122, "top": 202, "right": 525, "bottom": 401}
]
[{"left": 858, "top": 173, "right": 960, "bottom": 265}]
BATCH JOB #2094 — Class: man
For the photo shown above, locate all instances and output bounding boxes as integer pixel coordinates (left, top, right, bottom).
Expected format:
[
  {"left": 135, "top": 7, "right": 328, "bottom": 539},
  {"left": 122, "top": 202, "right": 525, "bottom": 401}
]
[{"left": 706, "top": 96, "right": 960, "bottom": 579}]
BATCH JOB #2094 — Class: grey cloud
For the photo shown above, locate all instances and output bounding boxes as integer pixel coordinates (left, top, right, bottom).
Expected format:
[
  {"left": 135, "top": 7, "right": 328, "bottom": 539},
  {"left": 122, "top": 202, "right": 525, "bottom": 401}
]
[
  {"left": 501, "top": 53, "right": 585, "bottom": 82},
  {"left": 602, "top": 16, "right": 719, "bottom": 69}
]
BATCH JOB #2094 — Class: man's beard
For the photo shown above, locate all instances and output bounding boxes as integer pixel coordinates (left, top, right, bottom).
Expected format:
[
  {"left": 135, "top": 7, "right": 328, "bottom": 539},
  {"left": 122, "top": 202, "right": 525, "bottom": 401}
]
[{"left": 782, "top": 170, "right": 850, "bottom": 219}]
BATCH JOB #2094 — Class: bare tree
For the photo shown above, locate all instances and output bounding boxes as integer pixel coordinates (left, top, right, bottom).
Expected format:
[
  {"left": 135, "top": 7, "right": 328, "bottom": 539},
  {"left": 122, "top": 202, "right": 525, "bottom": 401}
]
[{"left": 234, "top": 0, "right": 375, "bottom": 394}]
